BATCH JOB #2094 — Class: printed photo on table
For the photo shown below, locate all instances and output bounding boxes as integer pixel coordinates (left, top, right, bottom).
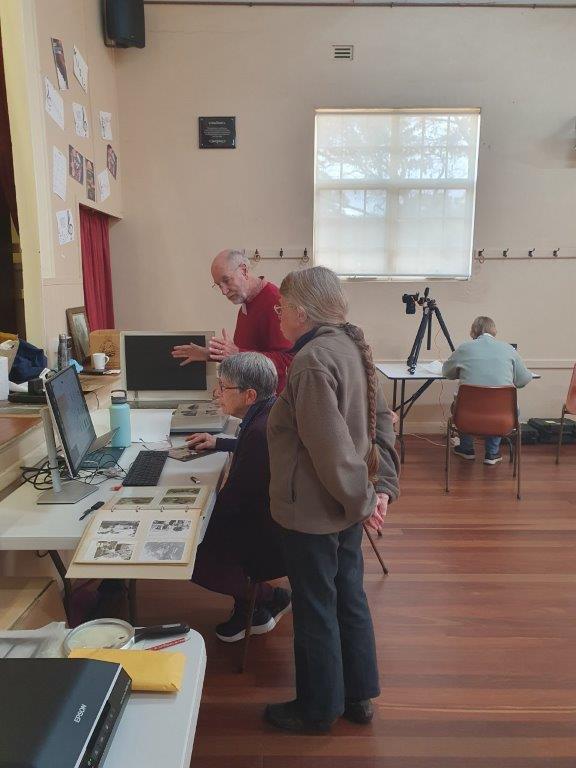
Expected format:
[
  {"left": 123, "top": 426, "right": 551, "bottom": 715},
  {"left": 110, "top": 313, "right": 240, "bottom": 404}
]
[
  {"left": 150, "top": 519, "right": 192, "bottom": 534},
  {"left": 96, "top": 520, "right": 139, "bottom": 537},
  {"left": 142, "top": 541, "right": 186, "bottom": 562},
  {"left": 93, "top": 541, "right": 135, "bottom": 561},
  {"left": 115, "top": 496, "right": 154, "bottom": 506}
]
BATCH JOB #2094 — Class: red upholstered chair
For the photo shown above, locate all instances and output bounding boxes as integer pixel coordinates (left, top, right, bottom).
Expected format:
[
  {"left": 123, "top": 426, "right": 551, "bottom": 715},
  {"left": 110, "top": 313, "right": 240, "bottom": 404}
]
[
  {"left": 445, "top": 385, "right": 521, "bottom": 499},
  {"left": 556, "top": 364, "right": 576, "bottom": 464}
]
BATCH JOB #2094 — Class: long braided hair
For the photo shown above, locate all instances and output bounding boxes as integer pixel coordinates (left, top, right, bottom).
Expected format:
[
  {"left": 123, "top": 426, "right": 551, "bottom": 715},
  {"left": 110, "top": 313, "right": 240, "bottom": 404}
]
[{"left": 280, "top": 266, "right": 379, "bottom": 485}]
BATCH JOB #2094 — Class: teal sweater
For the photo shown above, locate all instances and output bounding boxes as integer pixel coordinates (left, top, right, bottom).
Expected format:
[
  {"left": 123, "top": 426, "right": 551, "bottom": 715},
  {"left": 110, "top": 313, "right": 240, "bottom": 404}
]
[{"left": 442, "top": 334, "right": 533, "bottom": 388}]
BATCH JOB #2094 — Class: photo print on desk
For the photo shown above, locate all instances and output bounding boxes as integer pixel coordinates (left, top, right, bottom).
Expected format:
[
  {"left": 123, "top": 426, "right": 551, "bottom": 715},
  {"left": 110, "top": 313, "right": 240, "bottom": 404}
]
[
  {"left": 96, "top": 520, "right": 140, "bottom": 538},
  {"left": 106, "top": 145, "right": 118, "bottom": 179},
  {"left": 115, "top": 496, "right": 155, "bottom": 506},
  {"left": 142, "top": 541, "right": 186, "bottom": 563},
  {"left": 150, "top": 519, "right": 193, "bottom": 535},
  {"left": 86, "top": 160, "right": 96, "bottom": 201},
  {"left": 69, "top": 145, "right": 84, "bottom": 184},
  {"left": 89, "top": 540, "right": 135, "bottom": 562},
  {"left": 51, "top": 38, "right": 68, "bottom": 90}
]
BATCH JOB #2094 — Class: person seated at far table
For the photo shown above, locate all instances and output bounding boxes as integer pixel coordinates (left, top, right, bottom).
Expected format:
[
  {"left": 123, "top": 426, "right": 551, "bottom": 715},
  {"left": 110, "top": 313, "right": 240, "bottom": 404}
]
[
  {"left": 190, "top": 352, "right": 290, "bottom": 642},
  {"left": 442, "top": 315, "right": 533, "bottom": 465}
]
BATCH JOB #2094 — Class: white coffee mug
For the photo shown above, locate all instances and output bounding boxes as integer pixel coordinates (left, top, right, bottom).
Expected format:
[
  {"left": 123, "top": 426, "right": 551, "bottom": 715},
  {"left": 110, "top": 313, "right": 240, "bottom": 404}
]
[{"left": 92, "top": 352, "right": 110, "bottom": 371}]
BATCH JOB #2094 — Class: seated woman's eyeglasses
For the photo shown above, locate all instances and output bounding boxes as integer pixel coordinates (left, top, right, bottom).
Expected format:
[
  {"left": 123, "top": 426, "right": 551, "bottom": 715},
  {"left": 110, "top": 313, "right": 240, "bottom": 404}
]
[
  {"left": 217, "top": 380, "right": 242, "bottom": 392},
  {"left": 273, "top": 304, "right": 295, "bottom": 317}
]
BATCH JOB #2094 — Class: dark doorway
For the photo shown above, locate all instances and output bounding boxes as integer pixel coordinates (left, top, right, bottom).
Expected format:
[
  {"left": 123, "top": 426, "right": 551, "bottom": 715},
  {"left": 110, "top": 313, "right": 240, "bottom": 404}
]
[{"left": 0, "top": 25, "right": 25, "bottom": 338}]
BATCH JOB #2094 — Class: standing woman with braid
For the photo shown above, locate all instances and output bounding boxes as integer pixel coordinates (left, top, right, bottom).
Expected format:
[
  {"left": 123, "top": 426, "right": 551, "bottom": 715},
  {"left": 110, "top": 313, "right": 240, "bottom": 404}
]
[{"left": 265, "top": 266, "right": 400, "bottom": 733}]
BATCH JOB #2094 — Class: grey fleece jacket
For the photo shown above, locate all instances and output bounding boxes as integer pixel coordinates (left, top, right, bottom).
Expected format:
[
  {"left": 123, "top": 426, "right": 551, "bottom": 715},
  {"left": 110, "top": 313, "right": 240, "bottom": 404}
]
[{"left": 267, "top": 325, "right": 400, "bottom": 534}]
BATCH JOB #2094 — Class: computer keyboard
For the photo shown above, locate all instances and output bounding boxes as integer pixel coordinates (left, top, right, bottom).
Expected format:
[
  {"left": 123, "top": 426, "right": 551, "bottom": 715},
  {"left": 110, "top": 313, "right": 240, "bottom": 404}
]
[{"left": 122, "top": 450, "right": 169, "bottom": 487}]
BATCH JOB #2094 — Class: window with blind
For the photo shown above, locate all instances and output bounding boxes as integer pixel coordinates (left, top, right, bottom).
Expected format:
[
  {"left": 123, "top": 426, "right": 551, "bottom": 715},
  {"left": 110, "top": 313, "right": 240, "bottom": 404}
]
[{"left": 313, "top": 109, "right": 480, "bottom": 280}]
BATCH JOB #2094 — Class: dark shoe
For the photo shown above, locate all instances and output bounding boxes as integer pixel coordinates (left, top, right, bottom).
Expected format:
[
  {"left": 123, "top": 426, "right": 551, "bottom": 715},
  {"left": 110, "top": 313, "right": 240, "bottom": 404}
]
[
  {"left": 264, "top": 587, "right": 292, "bottom": 625},
  {"left": 343, "top": 699, "right": 374, "bottom": 724},
  {"left": 264, "top": 700, "right": 333, "bottom": 734},
  {"left": 484, "top": 453, "right": 503, "bottom": 465},
  {"left": 454, "top": 446, "right": 475, "bottom": 460},
  {"left": 215, "top": 603, "right": 275, "bottom": 643}
]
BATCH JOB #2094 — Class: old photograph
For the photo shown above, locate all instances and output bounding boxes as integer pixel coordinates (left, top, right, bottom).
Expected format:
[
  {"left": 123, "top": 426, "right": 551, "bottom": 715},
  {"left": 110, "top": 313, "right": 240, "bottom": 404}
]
[
  {"left": 142, "top": 541, "right": 186, "bottom": 562},
  {"left": 161, "top": 496, "right": 196, "bottom": 506},
  {"left": 165, "top": 487, "right": 200, "bottom": 496},
  {"left": 115, "top": 496, "right": 154, "bottom": 506},
  {"left": 92, "top": 541, "right": 135, "bottom": 562},
  {"left": 150, "top": 519, "right": 192, "bottom": 535},
  {"left": 96, "top": 520, "right": 139, "bottom": 538}
]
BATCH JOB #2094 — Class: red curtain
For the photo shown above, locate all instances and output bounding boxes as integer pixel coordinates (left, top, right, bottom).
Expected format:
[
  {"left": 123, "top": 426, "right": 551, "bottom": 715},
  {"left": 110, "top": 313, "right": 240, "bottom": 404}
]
[
  {"left": 80, "top": 206, "right": 115, "bottom": 330},
  {"left": 0, "top": 36, "right": 19, "bottom": 232}
]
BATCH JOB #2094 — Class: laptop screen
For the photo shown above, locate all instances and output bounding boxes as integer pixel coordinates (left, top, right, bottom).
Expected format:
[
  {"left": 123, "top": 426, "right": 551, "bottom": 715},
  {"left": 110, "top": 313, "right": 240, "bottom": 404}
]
[{"left": 124, "top": 334, "right": 208, "bottom": 392}]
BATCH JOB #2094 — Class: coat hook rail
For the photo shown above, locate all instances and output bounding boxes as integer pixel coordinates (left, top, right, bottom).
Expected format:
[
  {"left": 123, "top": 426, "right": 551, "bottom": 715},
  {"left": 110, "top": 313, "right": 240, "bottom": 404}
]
[
  {"left": 475, "top": 247, "right": 576, "bottom": 262},
  {"left": 250, "top": 247, "right": 310, "bottom": 264}
]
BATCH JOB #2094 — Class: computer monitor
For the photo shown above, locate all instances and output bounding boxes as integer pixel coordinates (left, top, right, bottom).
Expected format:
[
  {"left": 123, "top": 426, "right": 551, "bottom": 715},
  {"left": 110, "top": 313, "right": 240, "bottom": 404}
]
[
  {"left": 38, "top": 366, "right": 99, "bottom": 504},
  {"left": 120, "top": 331, "right": 218, "bottom": 403}
]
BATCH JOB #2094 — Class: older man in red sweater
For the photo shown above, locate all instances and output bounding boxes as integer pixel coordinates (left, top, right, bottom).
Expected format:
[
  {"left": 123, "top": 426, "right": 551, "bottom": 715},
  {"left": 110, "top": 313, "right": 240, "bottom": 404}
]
[{"left": 172, "top": 249, "right": 293, "bottom": 391}]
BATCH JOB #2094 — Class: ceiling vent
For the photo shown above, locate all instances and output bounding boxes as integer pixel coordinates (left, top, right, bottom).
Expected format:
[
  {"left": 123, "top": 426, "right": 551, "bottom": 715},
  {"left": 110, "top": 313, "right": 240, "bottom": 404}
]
[{"left": 333, "top": 45, "right": 354, "bottom": 61}]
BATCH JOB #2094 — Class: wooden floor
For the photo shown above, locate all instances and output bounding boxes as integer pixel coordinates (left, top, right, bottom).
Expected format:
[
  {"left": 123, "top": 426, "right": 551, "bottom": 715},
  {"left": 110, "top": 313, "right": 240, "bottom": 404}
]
[{"left": 136, "top": 438, "right": 576, "bottom": 768}]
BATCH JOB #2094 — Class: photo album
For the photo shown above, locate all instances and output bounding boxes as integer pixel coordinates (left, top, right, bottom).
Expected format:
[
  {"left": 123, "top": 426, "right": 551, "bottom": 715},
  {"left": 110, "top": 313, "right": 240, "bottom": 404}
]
[{"left": 73, "top": 485, "right": 210, "bottom": 567}]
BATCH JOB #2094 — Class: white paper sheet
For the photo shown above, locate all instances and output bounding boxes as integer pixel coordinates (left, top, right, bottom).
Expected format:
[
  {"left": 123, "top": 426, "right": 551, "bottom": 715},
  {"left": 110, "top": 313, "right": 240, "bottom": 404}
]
[
  {"left": 52, "top": 146, "right": 67, "bottom": 200},
  {"left": 56, "top": 209, "right": 75, "bottom": 245},
  {"left": 99, "top": 111, "right": 113, "bottom": 140},
  {"left": 73, "top": 45, "right": 88, "bottom": 92},
  {"left": 72, "top": 102, "right": 89, "bottom": 138},
  {"left": 44, "top": 77, "right": 64, "bottom": 129},
  {"left": 97, "top": 169, "right": 111, "bottom": 201}
]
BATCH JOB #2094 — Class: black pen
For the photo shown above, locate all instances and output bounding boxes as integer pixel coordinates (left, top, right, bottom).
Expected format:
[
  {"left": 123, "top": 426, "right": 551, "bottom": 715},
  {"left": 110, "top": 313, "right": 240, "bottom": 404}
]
[{"left": 79, "top": 500, "right": 105, "bottom": 521}]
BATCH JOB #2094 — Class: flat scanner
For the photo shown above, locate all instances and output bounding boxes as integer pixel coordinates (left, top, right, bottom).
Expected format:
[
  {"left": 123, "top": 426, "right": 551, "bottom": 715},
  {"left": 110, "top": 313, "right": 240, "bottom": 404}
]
[{"left": 0, "top": 658, "right": 131, "bottom": 768}]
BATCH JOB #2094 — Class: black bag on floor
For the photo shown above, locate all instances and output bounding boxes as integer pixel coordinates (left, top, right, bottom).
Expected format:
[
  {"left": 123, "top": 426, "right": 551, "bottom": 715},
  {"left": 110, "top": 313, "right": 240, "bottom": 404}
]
[{"left": 527, "top": 417, "right": 576, "bottom": 444}]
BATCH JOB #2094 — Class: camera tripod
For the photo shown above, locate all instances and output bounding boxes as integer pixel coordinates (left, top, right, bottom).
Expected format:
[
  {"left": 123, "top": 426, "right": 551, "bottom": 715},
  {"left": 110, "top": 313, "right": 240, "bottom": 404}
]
[{"left": 406, "top": 295, "right": 455, "bottom": 374}]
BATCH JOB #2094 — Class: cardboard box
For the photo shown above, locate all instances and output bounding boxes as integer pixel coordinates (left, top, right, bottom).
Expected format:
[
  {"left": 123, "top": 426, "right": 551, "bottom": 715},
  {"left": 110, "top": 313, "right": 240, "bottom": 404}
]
[{"left": 89, "top": 329, "right": 121, "bottom": 369}]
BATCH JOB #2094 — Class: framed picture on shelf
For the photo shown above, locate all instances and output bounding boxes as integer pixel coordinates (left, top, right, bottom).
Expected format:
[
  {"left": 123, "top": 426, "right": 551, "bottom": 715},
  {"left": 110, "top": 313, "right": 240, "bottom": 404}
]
[{"left": 66, "top": 306, "right": 90, "bottom": 363}]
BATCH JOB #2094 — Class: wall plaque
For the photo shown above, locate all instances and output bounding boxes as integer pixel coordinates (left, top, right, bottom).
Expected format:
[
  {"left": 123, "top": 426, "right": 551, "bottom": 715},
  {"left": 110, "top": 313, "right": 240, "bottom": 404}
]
[{"left": 199, "top": 116, "right": 236, "bottom": 149}]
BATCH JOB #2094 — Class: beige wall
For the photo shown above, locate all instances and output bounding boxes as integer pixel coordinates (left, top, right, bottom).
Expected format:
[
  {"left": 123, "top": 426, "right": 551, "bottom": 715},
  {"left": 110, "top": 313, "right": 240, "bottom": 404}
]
[
  {"left": 110, "top": 5, "right": 574, "bottom": 428},
  {"left": 2, "top": 0, "right": 123, "bottom": 363}
]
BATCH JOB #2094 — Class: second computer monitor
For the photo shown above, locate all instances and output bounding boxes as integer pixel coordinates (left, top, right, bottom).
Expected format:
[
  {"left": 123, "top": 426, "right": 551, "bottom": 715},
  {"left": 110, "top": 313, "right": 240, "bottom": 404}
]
[{"left": 121, "top": 331, "right": 217, "bottom": 401}]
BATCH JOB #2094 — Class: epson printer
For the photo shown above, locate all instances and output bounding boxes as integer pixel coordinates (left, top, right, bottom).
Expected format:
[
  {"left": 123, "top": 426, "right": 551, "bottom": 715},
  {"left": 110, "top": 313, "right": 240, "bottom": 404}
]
[{"left": 0, "top": 659, "right": 131, "bottom": 768}]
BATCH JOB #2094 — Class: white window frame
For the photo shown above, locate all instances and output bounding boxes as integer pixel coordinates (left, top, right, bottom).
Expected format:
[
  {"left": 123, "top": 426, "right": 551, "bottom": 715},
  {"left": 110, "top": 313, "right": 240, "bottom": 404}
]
[{"left": 313, "top": 108, "right": 481, "bottom": 282}]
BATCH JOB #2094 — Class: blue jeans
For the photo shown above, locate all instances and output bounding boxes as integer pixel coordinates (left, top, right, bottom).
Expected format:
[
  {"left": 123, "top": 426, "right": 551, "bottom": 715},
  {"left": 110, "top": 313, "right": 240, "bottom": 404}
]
[
  {"left": 281, "top": 522, "right": 380, "bottom": 722},
  {"left": 459, "top": 434, "right": 501, "bottom": 457}
]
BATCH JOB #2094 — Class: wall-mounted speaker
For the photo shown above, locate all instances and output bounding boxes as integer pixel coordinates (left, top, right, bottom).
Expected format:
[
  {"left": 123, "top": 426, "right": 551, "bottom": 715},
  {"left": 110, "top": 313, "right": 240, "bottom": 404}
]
[{"left": 103, "top": 0, "right": 145, "bottom": 49}]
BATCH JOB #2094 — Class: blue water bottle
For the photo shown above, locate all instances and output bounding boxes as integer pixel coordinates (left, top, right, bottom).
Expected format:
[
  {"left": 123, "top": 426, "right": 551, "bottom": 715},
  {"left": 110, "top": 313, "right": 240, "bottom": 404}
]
[{"left": 109, "top": 390, "right": 131, "bottom": 448}]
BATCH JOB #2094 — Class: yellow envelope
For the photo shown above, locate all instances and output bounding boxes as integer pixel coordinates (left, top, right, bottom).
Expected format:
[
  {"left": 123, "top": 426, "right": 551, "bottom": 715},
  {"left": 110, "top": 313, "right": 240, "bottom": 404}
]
[{"left": 68, "top": 649, "right": 186, "bottom": 692}]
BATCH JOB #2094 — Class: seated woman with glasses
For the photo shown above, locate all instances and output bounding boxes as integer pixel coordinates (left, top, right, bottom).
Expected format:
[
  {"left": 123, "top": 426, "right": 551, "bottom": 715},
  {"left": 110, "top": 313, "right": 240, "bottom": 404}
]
[{"left": 190, "top": 352, "right": 290, "bottom": 642}]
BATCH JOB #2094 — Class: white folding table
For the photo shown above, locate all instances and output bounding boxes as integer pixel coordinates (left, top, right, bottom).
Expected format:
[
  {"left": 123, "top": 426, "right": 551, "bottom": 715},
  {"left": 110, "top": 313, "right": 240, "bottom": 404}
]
[
  {"left": 0, "top": 409, "right": 232, "bottom": 621},
  {"left": 376, "top": 362, "right": 445, "bottom": 464}
]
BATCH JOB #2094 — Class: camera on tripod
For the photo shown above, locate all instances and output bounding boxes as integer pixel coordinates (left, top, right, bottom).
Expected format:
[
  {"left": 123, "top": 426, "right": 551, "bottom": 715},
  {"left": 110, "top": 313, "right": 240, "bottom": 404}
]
[
  {"left": 402, "top": 287, "right": 431, "bottom": 315},
  {"left": 402, "top": 287, "right": 454, "bottom": 374}
]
